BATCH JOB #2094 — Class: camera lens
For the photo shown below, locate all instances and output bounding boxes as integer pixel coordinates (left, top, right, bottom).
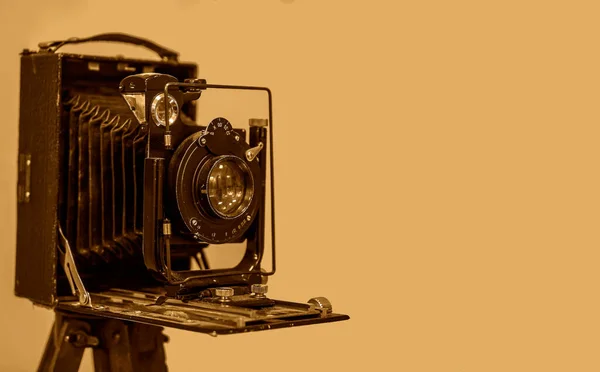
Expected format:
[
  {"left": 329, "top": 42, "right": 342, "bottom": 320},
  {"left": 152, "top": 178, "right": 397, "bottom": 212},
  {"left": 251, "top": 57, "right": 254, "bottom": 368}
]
[{"left": 206, "top": 156, "right": 254, "bottom": 219}]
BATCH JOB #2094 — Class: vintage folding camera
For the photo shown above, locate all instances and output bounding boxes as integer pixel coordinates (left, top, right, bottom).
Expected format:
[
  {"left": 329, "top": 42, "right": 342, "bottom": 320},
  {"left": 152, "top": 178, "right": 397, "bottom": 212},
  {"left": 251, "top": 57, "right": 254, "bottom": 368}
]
[{"left": 16, "top": 34, "right": 347, "bottom": 370}]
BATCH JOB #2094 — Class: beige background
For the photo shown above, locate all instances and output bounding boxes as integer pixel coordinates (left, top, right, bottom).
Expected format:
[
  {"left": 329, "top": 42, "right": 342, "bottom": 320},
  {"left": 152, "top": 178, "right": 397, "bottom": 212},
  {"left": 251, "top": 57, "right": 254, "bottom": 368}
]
[{"left": 1, "top": 0, "right": 600, "bottom": 371}]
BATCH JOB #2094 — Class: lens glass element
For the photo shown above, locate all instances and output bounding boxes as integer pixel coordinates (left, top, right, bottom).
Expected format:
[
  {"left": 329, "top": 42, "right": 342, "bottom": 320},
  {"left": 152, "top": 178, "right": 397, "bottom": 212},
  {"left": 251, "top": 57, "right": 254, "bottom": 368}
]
[
  {"left": 207, "top": 156, "right": 254, "bottom": 219},
  {"left": 151, "top": 93, "right": 179, "bottom": 126}
]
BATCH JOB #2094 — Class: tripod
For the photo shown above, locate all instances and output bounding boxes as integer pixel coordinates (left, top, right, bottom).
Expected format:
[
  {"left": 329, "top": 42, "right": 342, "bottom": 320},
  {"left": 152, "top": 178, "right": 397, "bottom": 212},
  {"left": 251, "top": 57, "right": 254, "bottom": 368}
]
[{"left": 38, "top": 311, "right": 168, "bottom": 372}]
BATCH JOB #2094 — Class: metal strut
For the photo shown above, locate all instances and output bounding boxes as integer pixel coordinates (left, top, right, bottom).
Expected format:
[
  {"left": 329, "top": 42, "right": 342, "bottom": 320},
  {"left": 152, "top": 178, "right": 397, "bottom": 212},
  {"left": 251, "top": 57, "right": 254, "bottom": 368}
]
[{"left": 57, "top": 225, "right": 92, "bottom": 307}]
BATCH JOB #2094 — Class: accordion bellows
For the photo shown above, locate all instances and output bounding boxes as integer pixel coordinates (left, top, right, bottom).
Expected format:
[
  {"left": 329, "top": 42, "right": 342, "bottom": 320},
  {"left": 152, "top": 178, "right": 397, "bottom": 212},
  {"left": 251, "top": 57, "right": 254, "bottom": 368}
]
[{"left": 62, "top": 94, "right": 144, "bottom": 267}]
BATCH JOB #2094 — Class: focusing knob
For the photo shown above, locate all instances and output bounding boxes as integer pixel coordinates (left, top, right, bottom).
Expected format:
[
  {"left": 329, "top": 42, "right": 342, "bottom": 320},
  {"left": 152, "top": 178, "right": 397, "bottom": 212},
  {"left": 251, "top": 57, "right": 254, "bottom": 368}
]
[
  {"left": 215, "top": 287, "right": 234, "bottom": 297},
  {"left": 251, "top": 284, "right": 268, "bottom": 298},
  {"left": 308, "top": 297, "right": 333, "bottom": 314},
  {"left": 215, "top": 287, "right": 234, "bottom": 302},
  {"left": 248, "top": 118, "right": 268, "bottom": 128}
]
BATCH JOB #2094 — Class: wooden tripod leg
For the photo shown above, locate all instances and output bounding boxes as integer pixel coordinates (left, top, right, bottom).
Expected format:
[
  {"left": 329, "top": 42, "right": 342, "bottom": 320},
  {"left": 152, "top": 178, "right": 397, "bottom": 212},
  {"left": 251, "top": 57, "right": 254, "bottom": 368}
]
[
  {"left": 92, "top": 319, "right": 168, "bottom": 372},
  {"left": 38, "top": 312, "right": 168, "bottom": 372},
  {"left": 38, "top": 313, "right": 95, "bottom": 372},
  {"left": 128, "top": 322, "right": 169, "bottom": 371}
]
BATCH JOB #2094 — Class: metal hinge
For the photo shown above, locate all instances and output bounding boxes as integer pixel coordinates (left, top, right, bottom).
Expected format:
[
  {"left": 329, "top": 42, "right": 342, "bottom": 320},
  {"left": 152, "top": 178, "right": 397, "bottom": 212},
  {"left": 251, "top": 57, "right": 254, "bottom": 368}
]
[{"left": 57, "top": 226, "right": 92, "bottom": 307}]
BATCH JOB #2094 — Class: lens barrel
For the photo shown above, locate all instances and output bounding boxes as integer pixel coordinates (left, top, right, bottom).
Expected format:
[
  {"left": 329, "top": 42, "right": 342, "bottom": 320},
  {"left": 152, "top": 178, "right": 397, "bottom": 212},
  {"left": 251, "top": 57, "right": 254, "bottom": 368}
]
[{"left": 169, "top": 118, "right": 262, "bottom": 244}]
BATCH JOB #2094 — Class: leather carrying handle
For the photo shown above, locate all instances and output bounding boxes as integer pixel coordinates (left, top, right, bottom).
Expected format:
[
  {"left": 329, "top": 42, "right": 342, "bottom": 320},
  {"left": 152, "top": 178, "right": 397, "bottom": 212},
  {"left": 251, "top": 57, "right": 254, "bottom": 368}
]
[{"left": 38, "top": 32, "right": 179, "bottom": 62}]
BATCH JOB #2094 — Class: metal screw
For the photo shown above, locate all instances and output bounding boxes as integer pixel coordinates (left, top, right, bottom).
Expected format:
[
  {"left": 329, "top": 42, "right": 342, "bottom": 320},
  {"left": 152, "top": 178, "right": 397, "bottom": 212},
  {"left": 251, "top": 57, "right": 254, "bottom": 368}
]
[
  {"left": 200, "top": 137, "right": 207, "bottom": 145},
  {"left": 235, "top": 135, "right": 240, "bottom": 141},
  {"left": 246, "top": 215, "right": 252, "bottom": 221},
  {"left": 215, "top": 287, "right": 234, "bottom": 302},
  {"left": 251, "top": 284, "right": 268, "bottom": 298},
  {"left": 65, "top": 334, "right": 82, "bottom": 344},
  {"left": 65, "top": 332, "right": 99, "bottom": 347}
]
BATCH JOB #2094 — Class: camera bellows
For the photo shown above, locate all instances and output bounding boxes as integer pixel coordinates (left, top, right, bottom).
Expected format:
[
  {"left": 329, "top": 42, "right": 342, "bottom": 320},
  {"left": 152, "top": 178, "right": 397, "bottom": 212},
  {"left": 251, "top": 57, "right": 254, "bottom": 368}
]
[{"left": 61, "top": 94, "right": 146, "bottom": 267}]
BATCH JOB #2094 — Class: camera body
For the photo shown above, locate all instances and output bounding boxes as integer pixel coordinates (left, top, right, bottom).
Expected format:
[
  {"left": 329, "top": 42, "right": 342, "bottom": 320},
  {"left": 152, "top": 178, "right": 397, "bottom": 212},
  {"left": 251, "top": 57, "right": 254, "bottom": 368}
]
[{"left": 15, "top": 34, "right": 347, "bottom": 335}]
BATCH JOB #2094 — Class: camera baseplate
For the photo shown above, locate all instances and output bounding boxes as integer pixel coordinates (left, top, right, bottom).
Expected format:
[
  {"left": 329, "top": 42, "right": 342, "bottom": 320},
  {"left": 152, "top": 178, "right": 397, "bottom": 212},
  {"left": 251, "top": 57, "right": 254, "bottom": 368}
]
[{"left": 56, "top": 288, "right": 348, "bottom": 336}]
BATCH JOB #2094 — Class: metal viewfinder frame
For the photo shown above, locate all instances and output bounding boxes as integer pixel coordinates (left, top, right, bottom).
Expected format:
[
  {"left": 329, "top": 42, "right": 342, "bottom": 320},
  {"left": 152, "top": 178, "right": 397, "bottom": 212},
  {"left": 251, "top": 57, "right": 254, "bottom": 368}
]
[{"left": 161, "top": 81, "right": 276, "bottom": 287}]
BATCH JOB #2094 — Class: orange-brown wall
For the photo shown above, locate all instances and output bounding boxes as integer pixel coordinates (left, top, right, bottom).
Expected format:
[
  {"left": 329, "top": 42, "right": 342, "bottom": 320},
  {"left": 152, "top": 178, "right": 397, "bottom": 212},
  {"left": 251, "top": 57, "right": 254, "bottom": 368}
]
[{"left": 1, "top": 1, "right": 600, "bottom": 371}]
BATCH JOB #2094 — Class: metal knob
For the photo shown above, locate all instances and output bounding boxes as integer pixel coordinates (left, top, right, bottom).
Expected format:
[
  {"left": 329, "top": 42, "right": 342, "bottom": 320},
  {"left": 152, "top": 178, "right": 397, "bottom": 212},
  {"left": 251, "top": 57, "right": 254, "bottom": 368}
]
[
  {"left": 251, "top": 284, "right": 268, "bottom": 298},
  {"left": 215, "top": 287, "right": 234, "bottom": 302},
  {"left": 308, "top": 297, "right": 333, "bottom": 314},
  {"left": 249, "top": 118, "right": 268, "bottom": 128}
]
